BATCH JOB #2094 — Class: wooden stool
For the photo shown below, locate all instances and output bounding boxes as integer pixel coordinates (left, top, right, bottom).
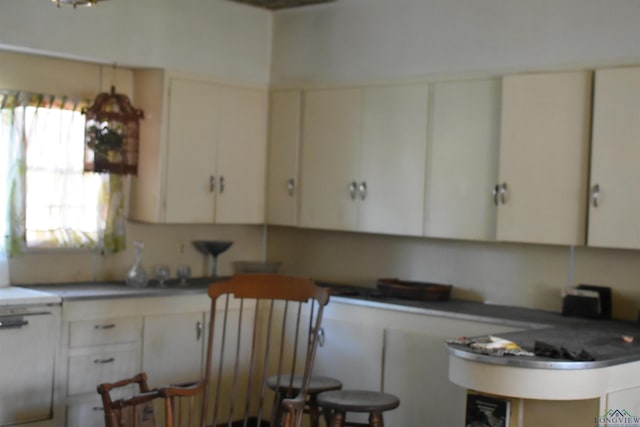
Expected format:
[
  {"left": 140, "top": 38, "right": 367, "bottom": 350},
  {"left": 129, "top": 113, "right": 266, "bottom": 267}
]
[
  {"left": 267, "top": 375, "right": 343, "bottom": 427},
  {"left": 316, "top": 390, "right": 399, "bottom": 427}
]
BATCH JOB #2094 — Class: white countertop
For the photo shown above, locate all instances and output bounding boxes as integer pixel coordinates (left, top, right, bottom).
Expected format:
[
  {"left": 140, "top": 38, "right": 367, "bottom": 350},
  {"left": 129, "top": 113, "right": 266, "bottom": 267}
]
[{"left": 0, "top": 286, "right": 62, "bottom": 307}]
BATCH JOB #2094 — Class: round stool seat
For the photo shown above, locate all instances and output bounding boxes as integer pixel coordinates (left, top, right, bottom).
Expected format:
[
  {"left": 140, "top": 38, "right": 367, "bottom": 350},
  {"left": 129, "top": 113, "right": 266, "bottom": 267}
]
[
  {"left": 317, "top": 390, "right": 399, "bottom": 413},
  {"left": 267, "top": 374, "right": 343, "bottom": 394},
  {"left": 267, "top": 375, "right": 343, "bottom": 427}
]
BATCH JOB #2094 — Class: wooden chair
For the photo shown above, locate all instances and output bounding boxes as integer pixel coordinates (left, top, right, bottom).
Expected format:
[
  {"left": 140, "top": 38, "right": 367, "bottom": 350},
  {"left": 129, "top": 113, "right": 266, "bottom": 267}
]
[
  {"left": 97, "top": 372, "right": 161, "bottom": 427},
  {"left": 266, "top": 375, "right": 343, "bottom": 427},
  {"left": 99, "top": 274, "right": 330, "bottom": 427}
]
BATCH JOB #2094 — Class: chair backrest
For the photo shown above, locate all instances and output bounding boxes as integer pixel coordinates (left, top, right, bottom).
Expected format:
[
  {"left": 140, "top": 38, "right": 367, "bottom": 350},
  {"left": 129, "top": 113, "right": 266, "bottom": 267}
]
[
  {"left": 162, "top": 273, "right": 330, "bottom": 427},
  {"left": 97, "top": 372, "right": 159, "bottom": 427}
]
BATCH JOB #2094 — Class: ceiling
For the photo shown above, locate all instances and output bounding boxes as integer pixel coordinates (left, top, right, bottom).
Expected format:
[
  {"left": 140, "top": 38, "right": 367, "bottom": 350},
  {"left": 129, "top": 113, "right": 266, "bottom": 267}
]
[{"left": 226, "top": 0, "right": 336, "bottom": 10}]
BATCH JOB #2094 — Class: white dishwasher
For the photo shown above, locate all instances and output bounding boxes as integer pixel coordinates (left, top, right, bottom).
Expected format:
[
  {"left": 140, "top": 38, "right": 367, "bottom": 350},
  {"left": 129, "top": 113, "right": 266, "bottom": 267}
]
[{"left": 0, "top": 287, "right": 61, "bottom": 427}]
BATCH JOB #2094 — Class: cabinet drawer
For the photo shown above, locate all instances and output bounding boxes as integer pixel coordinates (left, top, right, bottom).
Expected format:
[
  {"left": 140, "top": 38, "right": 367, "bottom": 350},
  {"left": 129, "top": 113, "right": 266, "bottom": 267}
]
[
  {"left": 68, "top": 349, "right": 139, "bottom": 395},
  {"left": 67, "top": 400, "right": 107, "bottom": 427},
  {"left": 69, "top": 317, "right": 142, "bottom": 348}
]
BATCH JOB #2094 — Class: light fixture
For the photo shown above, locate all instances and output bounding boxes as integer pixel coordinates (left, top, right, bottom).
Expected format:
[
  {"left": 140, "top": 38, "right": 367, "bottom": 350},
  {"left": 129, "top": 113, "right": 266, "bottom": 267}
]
[
  {"left": 83, "top": 85, "right": 144, "bottom": 175},
  {"left": 51, "top": 0, "right": 107, "bottom": 8}
]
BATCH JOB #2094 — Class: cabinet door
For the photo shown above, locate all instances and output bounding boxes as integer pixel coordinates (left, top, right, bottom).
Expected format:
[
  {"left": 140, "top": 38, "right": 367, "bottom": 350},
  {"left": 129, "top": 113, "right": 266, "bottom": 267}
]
[
  {"left": 266, "top": 90, "right": 301, "bottom": 226},
  {"left": 216, "top": 86, "right": 267, "bottom": 224},
  {"left": 384, "top": 320, "right": 521, "bottom": 427},
  {"left": 164, "top": 77, "right": 218, "bottom": 223},
  {"left": 142, "top": 312, "right": 205, "bottom": 386},
  {"left": 299, "top": 88, "right": 362, "bottom": 231},
  {"left": 312, "top": 317, "right": 385, "bottom": 425},
  {"left": 358, "top": 84, "right": 429, "bottom": 236},
  {"left": 425, "top": 79, "right": 501, "bottom": 241},
  {"left": 589, "top": 67, "right": 640, "bottom": 249},
  {"left": 497, "top": 71, "right": 592, "bottom": 245}
]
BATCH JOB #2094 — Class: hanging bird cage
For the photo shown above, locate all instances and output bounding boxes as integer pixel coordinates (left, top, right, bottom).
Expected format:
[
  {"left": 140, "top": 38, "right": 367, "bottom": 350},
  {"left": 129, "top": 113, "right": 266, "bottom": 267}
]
[{"left": 83, "top": 85, "right": 144, "bottom": 175}]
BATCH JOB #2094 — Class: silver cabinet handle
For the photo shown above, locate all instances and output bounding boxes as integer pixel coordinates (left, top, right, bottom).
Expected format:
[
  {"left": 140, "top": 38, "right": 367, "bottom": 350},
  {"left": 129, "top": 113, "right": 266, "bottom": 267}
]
[
  {"left": 492, "top": 184, "right": 499, "bottom": 206},
  {"left": 219, "top": 176, "right": 225, "bottom": 193},
  {"left": 0, "top": 317, "right": 28, "bottom": 329},
  {"left": 92, "top": 407, "right": 104, "bottom": 412},
  {"left": 209, "top": 176, "right": 216, "bottom": 193},
  {"left": 317, "top": 327, "right": 325, "bottom": 347},
  {"left": 592, "top": 183, "right": 600, "bottom": 207},
  {"left": 94, "top": 323, "right": 115, "bottom": 330},
  {"left": 196, "top": 320, "right": 203, "bottom": 341},
  {"left": 359, "top": 182, "right": 367, "bottom": 200},
  {"left": 499, "top": 182, "right": 508, "bottom": 204},
  {"left": 93, "top": 357, "right": 115, "bottom": 364},
  {"left": 349, "top": 181, "right": 357, "bottom": 200},
  {"left": 287, "top": 178, "right": 295, "bottom": 196}
]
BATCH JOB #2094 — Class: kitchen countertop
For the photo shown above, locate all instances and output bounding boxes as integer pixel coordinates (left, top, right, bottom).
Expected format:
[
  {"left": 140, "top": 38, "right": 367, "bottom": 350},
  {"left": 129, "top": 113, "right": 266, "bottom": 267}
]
[
  {"left": 0, "top": 286, "right": 62, "bottom": 306},
  {"left": 22, "top": 277, "right": 225, "bottom": 300},
  {"left": 22, "top": 279, "right": 640, "bottom": 370},
  {"left": 24, "top": 278, "right": 569, "bottom": 328}
]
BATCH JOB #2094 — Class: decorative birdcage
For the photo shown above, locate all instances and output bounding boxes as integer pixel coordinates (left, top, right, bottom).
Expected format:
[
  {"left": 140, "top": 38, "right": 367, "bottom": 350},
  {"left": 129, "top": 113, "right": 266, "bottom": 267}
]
[{"left": 83, "top": 85, "right": 144, "bottom": 175}]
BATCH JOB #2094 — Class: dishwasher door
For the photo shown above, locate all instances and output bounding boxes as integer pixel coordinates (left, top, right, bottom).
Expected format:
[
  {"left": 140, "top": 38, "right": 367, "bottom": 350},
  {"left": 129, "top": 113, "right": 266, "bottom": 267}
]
[{"left": 0, "top": 308, "right": 58, "bottom": 426}]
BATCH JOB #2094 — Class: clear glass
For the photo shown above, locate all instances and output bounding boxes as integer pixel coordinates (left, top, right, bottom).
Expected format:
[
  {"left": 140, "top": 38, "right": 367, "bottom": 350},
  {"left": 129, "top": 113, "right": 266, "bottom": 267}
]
[
  {"left": 176, "top": 264, "right": 191, "bottom": 287},
  {"left": 125, "top": 240, "right": 148, "bottom": 288},
  {"left": 154, "top": 264, "right": 170, "bottom": 287}
]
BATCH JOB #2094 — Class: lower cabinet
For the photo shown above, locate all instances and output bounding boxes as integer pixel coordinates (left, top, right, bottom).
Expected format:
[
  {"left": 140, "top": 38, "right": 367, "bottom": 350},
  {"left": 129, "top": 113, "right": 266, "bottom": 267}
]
[
  {"left": 60, "top": 295, "right": 209, "bottom": 427},
  {"left": 309, "top": 308, "right": 384, "bottom": 425},
  {"left": 383, "top": 317, "right": 521, "bottom": 427},
  {"left": 310, "top": 300, "right": 523, "bottom": 426},
  {"left": 142, "top": 312, "right": 206, "bottom": 387}
]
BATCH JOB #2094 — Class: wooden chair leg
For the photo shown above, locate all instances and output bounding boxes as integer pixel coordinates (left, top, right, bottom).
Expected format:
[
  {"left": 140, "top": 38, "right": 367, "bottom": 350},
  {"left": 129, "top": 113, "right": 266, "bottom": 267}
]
[
  {"left": 308, "top": 395, "right": 320, "bottom": 427},
  {"left": 329, "top": 411, "right": 345, "bottom": 427},
  {"left": 369, "top": 411, "right": 384, "bottom": 427},
  {"left": 323, "top": 408, "right": 332, "bottom": 427},
  {"left": 271, "top": 392, "right": 284, "bottom": 427}
]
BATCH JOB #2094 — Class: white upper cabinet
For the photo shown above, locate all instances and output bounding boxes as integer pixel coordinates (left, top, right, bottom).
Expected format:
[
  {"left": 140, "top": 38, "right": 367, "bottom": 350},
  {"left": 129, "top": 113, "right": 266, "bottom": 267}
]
[
  {"left": 215, "top": 85, "right": 267, "bottom": 224},
  {"left": 164, "top": 77, "right": 218, "bottom": 223},
  {"left": 130, "top": 70, "right": 267, "bottom": 224},
  {"left": 424, "top": 78, "right": 502, "bottom": 241},
  {"left": 496, "top": 71, "right": 592, "bottom": 246},
  {"left": 299, "top": 88, "right": 363, "bottom": 231},
  {"left": 299, "top": 85, "right": 428, "bottom": 236},
  {"left": 588, "top": 66, "right": 640, "bottom": 249},
  {"left": 266, "top": 90, "right": 302, "bottom": 226},
  {"left": 359, "top": 84, "right": 429, "bottom": 236}
]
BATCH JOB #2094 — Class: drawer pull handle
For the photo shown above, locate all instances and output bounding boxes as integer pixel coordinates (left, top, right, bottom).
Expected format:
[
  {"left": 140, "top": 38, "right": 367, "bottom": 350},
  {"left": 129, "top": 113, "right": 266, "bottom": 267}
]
[
  {"left": 93, "top": 357, "right": 115, "bottom": 364},
  {"left": 93, "top": 407, "right": 104, "bottom": 412},
  {"left": 94, "top": 323, "right": 116, "bottom": 330}
]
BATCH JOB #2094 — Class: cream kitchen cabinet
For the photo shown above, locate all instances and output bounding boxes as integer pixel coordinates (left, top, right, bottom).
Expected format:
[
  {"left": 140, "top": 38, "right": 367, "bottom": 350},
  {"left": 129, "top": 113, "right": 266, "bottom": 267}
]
[
  {"left": 588, "top": 66, "right": 640, "bottom": 250},
  {"left": 383, "top": 316, "right": 521, "bottom": 427},
  {"left": 311, "top": 299, "right": 523, "bottom": 427},
  {"left": 424, "top": 78, "right": 502, "bottom": 241},
  {"left": 299, "top": 84, "right": 428, "bottom": 236},
  {"left": 63, "top": 313, "right": 143, "bottom": 427},
  {"left": 142, "top": 311, "right": 206, "bottom": 387},
  {"left": 310, "top": 303, "right": 386, "bottom": 425},
  {"left": 495, "top": 70, "right": 592, "bottom": 246},
  {"left": 59, "top": 294, "right": 210, "bottom": 427},
  {"left": 266, "top": 90, "right": 302, "bottom": 226},
  {"left": 130, "top": 70, "right": 267, "bottom": 224}
]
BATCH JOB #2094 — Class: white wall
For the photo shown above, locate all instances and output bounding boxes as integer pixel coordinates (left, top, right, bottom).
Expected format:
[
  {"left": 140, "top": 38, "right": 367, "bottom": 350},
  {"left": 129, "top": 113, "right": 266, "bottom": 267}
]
[
  {"left": 0, "top": 0, "right": 273, "bottom": 85},
  {"left": 267, "top": 227, "right": 640, "bottom": 321},
  {"left": 271, "top": 0, "right": 640, "bottom": 86}
]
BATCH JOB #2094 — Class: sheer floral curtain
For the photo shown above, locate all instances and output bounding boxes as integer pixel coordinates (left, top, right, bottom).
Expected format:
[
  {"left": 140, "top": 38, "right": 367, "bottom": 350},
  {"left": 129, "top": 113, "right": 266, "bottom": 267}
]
[
  {"left": 0, "top": 100, "right": 10, "bottom": 286},
  {"left": 0, "top": 90, "right": 126, "bottom": 259}
]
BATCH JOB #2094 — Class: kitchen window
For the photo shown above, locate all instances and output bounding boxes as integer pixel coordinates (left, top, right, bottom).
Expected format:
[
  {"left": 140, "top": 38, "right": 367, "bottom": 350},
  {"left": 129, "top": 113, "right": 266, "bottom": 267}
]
[{"left": 0, "top": 90, "right": 125, "bottom": 255}]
